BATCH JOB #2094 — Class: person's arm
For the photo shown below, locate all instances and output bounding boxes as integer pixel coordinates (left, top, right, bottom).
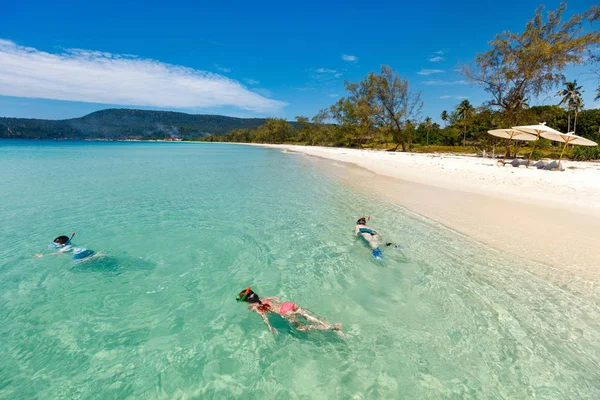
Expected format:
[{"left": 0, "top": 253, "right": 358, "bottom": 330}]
[
  {"left": 34, "top": 252, "right": 61, "bottom": 258},
  {"left": 258, "top": 311, "right": 278, "bottom": 335},
  {"left": 354, "top": 226, "right": 360, "bottom": 236}
]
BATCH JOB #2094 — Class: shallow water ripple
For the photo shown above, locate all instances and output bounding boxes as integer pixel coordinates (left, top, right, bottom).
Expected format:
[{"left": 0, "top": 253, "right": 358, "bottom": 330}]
[{"left": 0, "top": 141, "right": 599, "bottom": 399}]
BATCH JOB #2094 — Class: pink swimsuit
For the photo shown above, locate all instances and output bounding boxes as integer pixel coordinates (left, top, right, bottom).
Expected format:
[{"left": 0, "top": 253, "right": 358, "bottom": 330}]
[
  {"left": 279, "top": 302, "right": 296, "bottom": 315},
  {"left": 263, "top": 300, "right": 296, "bottom": 315}
]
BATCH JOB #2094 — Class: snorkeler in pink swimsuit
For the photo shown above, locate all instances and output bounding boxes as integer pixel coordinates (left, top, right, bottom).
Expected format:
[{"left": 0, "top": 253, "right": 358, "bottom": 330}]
[{"left": 236, "top": 287, "right": 343, "bottom": 336}]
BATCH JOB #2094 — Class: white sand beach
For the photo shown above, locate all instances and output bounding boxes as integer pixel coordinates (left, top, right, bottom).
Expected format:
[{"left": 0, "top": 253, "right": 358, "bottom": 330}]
[{"left": 258, "top": 144, "right": 600, "bottom": 280}]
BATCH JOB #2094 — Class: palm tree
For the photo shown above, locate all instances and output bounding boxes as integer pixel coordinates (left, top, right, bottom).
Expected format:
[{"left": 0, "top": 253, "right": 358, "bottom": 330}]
[
  {"left": 440, "top": 110, "right": 448, "bottom": 128},
  {"left": 557, "top": 80, "right": 584, "bottom": 132},
  {"left": 455, "top": 100, "right": 474, "bottom": 146},
  {"left": 596, "top": 86, "right": 600, "bottom": 139},
  {"left": 572, "top": 97, "right": 584, "bottom": 133},
  {"left": 424, "top": 116, "right": 432, "bottom": 145}
]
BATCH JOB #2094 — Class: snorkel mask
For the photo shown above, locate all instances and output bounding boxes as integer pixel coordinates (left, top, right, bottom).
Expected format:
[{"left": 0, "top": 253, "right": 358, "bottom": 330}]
[
  {"left": 236, "top": 287, "right": 261, "bottom": 303},
  {"left": 50, "top": 233, "right": 75, "bottom": 249}
]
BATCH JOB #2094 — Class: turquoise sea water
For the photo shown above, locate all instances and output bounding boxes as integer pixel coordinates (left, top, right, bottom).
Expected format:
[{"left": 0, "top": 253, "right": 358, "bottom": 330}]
[{"left": 1, "top": 140, "right": 599, "bottom": 399}]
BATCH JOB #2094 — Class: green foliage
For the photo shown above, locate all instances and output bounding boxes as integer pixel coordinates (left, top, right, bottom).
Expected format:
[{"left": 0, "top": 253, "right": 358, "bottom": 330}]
[
  {"left": 572, "top": 146, "right": 600, "bottom": 161},
  {"left": 411, "top": 145, "right": 479, "bottom": 154},
  {"left": 0, "top": 109, "right": 279, "bottom": 139},
  {"left": 253, "top": 118, "right": 292, "bottom": 143},
  {"left": 530, "top": 151, "right": 543, "bottom": 160}
]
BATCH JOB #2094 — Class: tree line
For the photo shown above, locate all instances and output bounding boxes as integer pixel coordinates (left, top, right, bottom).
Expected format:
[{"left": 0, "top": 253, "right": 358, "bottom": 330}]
[{"left": 197, "top": 104, "right": 600, "bottom": 148}]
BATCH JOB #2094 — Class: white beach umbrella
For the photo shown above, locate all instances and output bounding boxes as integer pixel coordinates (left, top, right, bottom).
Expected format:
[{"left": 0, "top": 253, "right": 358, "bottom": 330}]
[
  {"left": 513, "top": 123, "right": 563, "bottom": 167},
  {"left": 487, "top": 129, "right": 538, "bottom": 163},
  {"left": 539, "top": 131, "right": 598, "bottom": 168}
]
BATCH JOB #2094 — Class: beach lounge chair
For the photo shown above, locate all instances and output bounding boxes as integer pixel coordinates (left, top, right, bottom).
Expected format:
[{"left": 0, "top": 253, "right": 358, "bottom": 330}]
[
  {"left": 534, "top": 160, "right": 548, "bottom": 169},
  {"left": 544, "top": 160, "right": 565, "bottom": 171},
  {"left": 510, "top": 159, "right": 530, "bottom": 168}
]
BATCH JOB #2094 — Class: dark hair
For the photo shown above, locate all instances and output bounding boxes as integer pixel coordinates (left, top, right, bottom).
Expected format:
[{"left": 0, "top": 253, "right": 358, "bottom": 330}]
[
  {"left": 357, "top": 217, "right": 366, "bottom": 225},
  {"left": 53, "top": 235, "right": 70, "bottom": 245},
  {"left": 238, "top": 288, "right": 262, "bottom": 304}
]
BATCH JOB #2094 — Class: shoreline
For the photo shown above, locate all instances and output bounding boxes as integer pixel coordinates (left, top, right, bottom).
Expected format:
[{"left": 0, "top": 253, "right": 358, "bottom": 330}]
[{"left": 256, "top": 144, "right": 600, "bottom": 280}]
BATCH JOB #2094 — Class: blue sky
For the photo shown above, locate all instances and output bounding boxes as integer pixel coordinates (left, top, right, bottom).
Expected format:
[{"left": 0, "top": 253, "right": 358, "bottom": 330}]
[{"left": 1, "top": 0, "right": 598, "bottom": 122}]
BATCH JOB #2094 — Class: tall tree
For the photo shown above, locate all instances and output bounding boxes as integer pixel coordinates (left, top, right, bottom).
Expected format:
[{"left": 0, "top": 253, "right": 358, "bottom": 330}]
[
  {"left": 456, "top": 100, "right": 474, "bottom": 146},
  {"left": 461, "top": 3, "right": 600, "bottom": 125},
  {"left": 294, "top": 116, "right": 312, "bottom": 144},
  {"left": 334, "top": 65, "right": 423, "bottom": 151},
  {"left": 440, "top": 110, "right": 448, "bottom": 128},
  {"left": 329, "top": 96, "right": 371, "bottom": 147},
  {"left": 557, "top": 80, "right": 584, "bottom": 132},
  {"left": 371, "top": 65, "right": 423, "bottom": 151},
  {"left": 254, "top": 118, "right": 291, "bottom": 143},
  {"left": 593, "top": 54, "right": 600, "bottom": 103},
  {"left": 424, "top": 116, "right": 433, "bottom": 145}
]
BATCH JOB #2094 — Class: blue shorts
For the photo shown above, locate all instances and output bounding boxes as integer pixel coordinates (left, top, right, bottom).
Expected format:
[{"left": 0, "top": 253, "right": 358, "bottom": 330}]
[
  {"left": 359, "top": 228, "right": 375, "bottom": 235},
  {"left": 73, "top": 249, "right": 95, "bottom": 260}
]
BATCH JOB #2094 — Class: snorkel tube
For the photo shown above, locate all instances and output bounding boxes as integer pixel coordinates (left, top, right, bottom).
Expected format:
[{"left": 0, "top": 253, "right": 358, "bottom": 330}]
[
  {"left": 236, "top": 286, "right": 252, "bottom": 302},
  {"left": 65, "top": 232, "right": 76, "bottom": 245}
]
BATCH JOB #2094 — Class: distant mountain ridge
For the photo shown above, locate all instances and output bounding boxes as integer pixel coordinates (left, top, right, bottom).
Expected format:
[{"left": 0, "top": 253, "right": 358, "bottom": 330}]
[{"left": 0, "top": 109, "right": 281, "bottom": 139}]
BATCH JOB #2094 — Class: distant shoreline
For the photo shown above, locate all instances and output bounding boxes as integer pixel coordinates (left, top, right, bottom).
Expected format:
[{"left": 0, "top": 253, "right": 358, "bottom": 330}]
[
  {"left": 253, "top": 144, "right": 600, "bottom": 280},
  {"left": 0, "top": 137, "right": 186, "bottom": 142}
]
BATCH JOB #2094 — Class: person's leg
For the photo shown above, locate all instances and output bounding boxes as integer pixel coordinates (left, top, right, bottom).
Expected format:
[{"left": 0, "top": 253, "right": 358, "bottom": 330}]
[
  {"left": 295, "top": 308, "right": 329, "bottom": 326},
  {"left": 285, "top": 315, "right": 317, "bottom": 331},
  {"left": 297, "top": 324, "right": 334, "bottom": 331},
  {"left": 286, "top": 313, "right": 344, "bottom": 338},
  {"left": 287, "top": 315, "right": 303, "bottom": 329},
  {"left": 361, "top": 233, "right": 378, "bottom": 249},
  {"left": 294, "top": 308, "right": 341, "bottom": 331}
]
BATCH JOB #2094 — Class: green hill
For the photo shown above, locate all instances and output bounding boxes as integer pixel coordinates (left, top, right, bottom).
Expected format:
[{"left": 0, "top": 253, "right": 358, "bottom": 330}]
[{"left": 0, "top": 109, "right": 279, "bottom": 139}]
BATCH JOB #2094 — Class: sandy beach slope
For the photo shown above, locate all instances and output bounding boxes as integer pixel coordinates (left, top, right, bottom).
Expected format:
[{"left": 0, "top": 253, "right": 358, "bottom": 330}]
[{"left": 255, "top": 144, "right": 600, "bottom": 280}]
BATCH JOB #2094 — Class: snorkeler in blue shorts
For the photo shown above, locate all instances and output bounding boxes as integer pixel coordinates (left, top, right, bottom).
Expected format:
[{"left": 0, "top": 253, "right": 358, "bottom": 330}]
[
  {"left": 355, "top": 217, "right": 384, "bottom": 257},
  {"left": 35, "top": 233, "right": 95, "bottom": 261}
]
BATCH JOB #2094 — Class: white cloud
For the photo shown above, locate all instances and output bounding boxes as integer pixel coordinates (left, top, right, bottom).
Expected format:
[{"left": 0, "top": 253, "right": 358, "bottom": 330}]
[
  {"left": 214, "top": 64, "right": 232, "bottom": 73},
  {"left": 422, "top": 80, "right": 468, "bottom": 86},
  {"left": 417, "top": 69, "right": 444, "bottom": 76},
  {"left": 434, "top": 50, "right": 446, "bottom": 55},
  {"left": 439, "top": 95, "right": 469, "bottom": 99},
  {"left": 341, "top": 54, "right": 357, "bottom": 62},
  {"left": 327, "top": 94, "right": 339, "bottom": 97},
  {"left": 316, "top": 68, "right": 337, "bottom": 73},
  {"left": 252, "top": 88, "right": 273, "bottom": 98},
  {"left": 0, "top": 39, "right": 285, "bottom": 113},
  {"left": 245, "top": 79, "right": 260, "bottom": 85},
  {"left": 428, "top": 56, "right": 444, "bottom": 62}
]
